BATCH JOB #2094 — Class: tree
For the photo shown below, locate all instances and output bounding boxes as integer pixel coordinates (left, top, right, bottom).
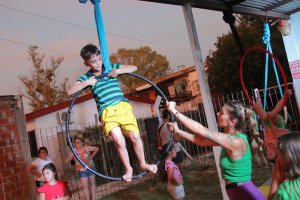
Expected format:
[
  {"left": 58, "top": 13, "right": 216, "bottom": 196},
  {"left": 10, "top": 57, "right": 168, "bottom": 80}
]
[
  {"left": 109, "top": 46, "right": 170, "bottom": 88},
  {"left": 206, "top": 16, "right": 292, "bottom": 95},
  {"left": 19, "top": 46, "right": 71, "bottom": 111}
]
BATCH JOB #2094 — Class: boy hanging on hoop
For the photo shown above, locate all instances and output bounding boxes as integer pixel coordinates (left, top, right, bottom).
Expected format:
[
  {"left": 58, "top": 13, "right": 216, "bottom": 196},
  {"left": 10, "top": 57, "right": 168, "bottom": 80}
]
[{"left": 67, "top": 44, "right": 157, "bottom": 182}]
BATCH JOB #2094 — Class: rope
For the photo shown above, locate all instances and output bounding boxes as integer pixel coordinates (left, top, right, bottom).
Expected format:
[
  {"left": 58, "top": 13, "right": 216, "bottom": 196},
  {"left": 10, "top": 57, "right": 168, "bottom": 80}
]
[
  {"left": 80, "top": 0, "right": 111, "bottom": 71},
  {"left": 261, "top": 23, "right": 284, "bottom": 110}
]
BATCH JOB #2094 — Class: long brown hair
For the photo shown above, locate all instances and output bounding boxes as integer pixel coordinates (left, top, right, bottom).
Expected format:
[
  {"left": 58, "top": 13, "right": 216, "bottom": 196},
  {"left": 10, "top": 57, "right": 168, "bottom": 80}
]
[
  {"left": 226, "top": 101, "right": 253, "bottom": 132},
  {"left": 277, "top": 131, "right": 300, "bottom": 180}
]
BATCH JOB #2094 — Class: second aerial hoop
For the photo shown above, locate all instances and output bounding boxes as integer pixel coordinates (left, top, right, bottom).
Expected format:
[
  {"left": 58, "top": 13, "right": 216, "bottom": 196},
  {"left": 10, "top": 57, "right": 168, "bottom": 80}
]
[{"left": 239, "top": 46, "right": 289, "bottom": 106}]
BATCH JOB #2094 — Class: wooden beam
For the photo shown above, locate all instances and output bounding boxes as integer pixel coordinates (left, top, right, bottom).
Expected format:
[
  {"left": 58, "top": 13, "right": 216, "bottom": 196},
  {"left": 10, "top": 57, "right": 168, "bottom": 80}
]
[{"left": 264, "top": 0, "right": 294, "bottom": 11}]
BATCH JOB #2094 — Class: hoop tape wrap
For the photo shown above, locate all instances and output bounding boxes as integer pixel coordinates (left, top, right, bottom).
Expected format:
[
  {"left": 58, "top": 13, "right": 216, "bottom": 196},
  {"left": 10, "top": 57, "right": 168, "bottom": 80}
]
[
  {"left": 239, "top": 47, "right": 289, "bottom": 106},
  {"left": 66, "top": 73, "right": 174, "bottom": 181}
]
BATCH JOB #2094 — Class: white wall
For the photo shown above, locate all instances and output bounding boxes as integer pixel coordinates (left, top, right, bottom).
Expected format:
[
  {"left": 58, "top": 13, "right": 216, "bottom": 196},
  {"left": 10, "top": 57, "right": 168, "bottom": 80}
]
[{"left": 282, "top": 12, "right": 300, "bottom": 113}]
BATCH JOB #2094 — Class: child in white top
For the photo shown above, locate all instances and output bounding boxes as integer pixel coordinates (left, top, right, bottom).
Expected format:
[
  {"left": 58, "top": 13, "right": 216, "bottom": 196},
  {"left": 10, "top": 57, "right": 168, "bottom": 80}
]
[{"left": 27, "top": 146, "right": 53, "bottom": 188}]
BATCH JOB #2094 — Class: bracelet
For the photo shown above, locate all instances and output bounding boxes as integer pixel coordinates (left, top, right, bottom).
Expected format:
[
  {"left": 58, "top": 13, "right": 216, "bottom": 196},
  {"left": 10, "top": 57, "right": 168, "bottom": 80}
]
[{"left": 174, "top": 111, "right": 179, "bottom": 118}]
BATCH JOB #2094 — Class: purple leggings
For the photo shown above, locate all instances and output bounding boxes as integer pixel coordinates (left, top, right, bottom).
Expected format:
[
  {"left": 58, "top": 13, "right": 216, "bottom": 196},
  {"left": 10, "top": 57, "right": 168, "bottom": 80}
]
[{"left": 226, "top": 181, "right": 266, "bottom": 200}]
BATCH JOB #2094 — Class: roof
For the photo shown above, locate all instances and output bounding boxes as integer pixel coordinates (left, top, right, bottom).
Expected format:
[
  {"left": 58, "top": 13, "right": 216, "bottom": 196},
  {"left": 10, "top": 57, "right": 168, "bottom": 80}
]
[
  {"left": 153, "top": 65, "right": 196, "bottom": 84},
  {"left": 138, "top": 0, "right": 300, "bottom": 19},
  {"left": 25, "top": 93, "right": 155, "bottom": 121}
]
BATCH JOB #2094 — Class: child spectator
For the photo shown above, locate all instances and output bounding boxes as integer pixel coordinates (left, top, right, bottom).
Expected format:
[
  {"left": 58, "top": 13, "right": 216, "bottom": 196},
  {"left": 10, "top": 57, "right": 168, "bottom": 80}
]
[
  {"left": 268, "top": 131, "right": 300, "bottom": 200},
  {"left": 161, "top": 143, "right": 185, "bottom": 200},
  {"left": 64, "top": 136, "right": 99, "bottom": 200},
  {"left": 27, "top": 146, "right": 53, "bottom": 188},
  {"left": 38, "top": 163, "right": 71, "bottom": 200}
]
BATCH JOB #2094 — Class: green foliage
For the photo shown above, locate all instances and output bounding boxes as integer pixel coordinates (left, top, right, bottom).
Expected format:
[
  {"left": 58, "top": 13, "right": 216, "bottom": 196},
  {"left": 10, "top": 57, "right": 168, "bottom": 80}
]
[
  {"left": 206, "top": 16, "right": 291, "bottom": 95},
  {"left": 19, "top": 46, "right": 71, "bottom": 111},
  {"left": 81, "top": 125, "right": 101, "bottom": 146},
  {"left": 110, "top": 46, "right": 170, "bottom": 88}
]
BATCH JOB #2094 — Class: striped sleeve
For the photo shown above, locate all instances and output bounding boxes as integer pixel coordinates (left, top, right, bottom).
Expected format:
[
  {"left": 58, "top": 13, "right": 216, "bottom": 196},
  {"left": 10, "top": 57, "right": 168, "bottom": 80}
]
[
  {"left": 112, "top": 63, "right": 121, "bottom": 69},
  {"left": 78, "top": 74, "right": 89, "bottom": 82}
]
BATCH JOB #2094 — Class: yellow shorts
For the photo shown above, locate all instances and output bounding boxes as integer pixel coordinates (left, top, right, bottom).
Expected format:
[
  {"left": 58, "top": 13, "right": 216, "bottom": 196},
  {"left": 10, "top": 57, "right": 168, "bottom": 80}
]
[{"left": 100, "top": 101, "right": 139, "bottom": 136}]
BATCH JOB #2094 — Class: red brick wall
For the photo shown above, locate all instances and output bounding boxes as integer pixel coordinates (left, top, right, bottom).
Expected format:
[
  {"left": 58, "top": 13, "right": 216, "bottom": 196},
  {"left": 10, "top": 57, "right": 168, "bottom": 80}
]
[{"left": 0, "top": 96, "right": 32, "bottom": 200}]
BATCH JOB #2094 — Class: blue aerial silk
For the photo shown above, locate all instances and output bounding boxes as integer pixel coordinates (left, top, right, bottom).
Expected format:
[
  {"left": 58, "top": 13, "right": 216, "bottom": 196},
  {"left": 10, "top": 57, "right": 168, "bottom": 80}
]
[
  {"left": 79, "top": 0, "right": 111, "bottom": 73},
  {"left": 262, "top": 23, "right": 283, "bottom": 110}
]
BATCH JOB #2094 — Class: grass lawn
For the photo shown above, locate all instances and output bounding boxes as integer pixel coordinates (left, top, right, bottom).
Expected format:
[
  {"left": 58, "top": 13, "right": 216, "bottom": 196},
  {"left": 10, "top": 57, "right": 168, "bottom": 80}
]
[{"left": 101, "top": 156, "right": 272, "bottom": 200}]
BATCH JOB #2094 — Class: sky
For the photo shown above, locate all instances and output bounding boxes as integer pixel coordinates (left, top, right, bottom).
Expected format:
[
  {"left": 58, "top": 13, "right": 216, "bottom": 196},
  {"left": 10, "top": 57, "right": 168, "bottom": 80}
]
[{"left": 0, "top": 0, "right": 230, "bottom": 113}]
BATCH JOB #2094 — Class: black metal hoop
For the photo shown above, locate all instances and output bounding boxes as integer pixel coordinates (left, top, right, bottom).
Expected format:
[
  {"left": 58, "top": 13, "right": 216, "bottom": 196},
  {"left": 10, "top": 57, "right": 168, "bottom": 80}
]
[{"left": 66, "top": 73, "right": 174, "bottom": 181}]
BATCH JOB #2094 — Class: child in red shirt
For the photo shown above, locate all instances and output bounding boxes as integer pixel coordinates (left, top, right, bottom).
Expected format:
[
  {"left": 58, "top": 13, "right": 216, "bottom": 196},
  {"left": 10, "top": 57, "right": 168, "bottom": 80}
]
[{"left": 38, "top": 163, "right": 71, "bottom": 200}]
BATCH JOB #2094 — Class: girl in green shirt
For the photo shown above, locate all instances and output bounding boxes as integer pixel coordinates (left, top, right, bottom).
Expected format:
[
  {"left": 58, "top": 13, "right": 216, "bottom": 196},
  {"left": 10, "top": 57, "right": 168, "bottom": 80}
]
[{"left": 269, "top": 131, "right": 300, "bottom": 200}]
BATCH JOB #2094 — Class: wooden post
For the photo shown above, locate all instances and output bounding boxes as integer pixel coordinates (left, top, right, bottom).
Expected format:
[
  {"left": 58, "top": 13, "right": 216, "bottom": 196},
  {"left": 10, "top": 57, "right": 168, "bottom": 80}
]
[{"left": 182, "top": 1, "right": 229, "bottom": 199}]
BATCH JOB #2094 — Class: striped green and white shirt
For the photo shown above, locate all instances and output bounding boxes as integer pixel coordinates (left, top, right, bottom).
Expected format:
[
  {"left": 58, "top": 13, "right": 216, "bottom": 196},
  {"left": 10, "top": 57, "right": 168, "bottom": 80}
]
[{"left": 78, "top": 63, "right": 128, "bottom": 116}]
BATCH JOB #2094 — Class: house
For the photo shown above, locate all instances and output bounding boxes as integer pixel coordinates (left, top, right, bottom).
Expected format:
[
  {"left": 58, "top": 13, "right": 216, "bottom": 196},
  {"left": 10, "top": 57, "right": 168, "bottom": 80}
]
[{"left": 127, "top": 65, "right": 202, "bottom": 111}]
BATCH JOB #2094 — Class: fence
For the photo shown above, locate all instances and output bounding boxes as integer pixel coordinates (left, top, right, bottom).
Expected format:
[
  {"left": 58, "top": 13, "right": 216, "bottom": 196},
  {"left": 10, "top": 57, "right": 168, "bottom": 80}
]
[{"left": 1, "top": 85, "right": 299, "bottom": 199}]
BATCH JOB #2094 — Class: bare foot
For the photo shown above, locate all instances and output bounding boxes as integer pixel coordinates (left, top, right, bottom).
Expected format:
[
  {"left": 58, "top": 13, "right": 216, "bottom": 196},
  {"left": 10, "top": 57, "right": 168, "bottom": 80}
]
[
  {"left": 141, "top": 163, "right": 157, "bottom": 173},
  {"left": 122, "top": 167, "right": 133, "bottom": 182}
]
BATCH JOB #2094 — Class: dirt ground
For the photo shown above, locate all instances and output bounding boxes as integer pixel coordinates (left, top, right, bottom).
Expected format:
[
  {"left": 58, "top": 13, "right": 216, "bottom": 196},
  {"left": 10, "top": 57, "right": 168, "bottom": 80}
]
[{"left": 101, "top": 156, "right": 272, "bottom": 200}]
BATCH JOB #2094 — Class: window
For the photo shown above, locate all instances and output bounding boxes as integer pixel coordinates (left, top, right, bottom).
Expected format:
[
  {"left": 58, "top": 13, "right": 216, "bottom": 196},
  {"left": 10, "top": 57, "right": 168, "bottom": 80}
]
[{"left": 28, "top": 130, "right": 38, "bottom": 157}]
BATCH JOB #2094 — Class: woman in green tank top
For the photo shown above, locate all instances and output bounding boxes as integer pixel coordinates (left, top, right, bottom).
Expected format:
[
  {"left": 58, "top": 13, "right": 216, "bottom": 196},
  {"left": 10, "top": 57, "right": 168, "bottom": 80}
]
[
  {"left": 269, "top": 131, "right": 300, "bottom": 200},
  {"left": 167, "top": 100, "right": 265, "bottom": 200}
]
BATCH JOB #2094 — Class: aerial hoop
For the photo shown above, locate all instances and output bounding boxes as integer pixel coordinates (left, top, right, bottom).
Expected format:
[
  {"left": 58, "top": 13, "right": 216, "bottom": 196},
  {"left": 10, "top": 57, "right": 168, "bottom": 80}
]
[
  {"left": 65, "top": 73, "right": 174, "bottom": 181},
  {"left": 239, "top": 46, "right": 289, "bottom": 106}
]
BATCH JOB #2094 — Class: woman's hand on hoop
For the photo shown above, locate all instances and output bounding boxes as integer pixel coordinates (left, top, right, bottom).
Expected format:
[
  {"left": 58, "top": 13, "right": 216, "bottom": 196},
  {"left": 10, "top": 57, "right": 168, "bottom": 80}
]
[
  {"left": 167, "top": 122, "right": 183, "bottom": 142},
  {"left": 167, "top": 122, "right": 180, "bottom": 132},
  {"left": 166, "top": 101, "right": 177, "bottom": 114}
]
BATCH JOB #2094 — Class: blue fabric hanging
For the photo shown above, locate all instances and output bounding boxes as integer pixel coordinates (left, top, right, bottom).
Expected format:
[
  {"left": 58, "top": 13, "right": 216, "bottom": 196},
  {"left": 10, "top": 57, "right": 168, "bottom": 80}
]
[
  {"left": 262, "top": 23, "right": 283, "bottom": 110},
  {"left": 80, "top": 0, "right": 111, "bottom": 72}
]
